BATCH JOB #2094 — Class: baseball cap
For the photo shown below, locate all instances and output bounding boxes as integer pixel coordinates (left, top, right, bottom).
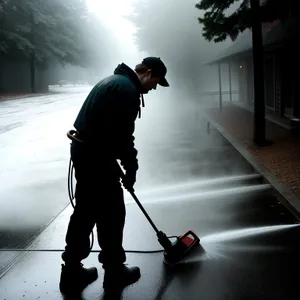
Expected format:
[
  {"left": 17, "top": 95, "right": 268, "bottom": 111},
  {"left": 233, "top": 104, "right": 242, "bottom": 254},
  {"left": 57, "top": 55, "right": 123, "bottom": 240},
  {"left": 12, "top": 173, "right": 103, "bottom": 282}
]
[{"left": 142, "top": 57, "right": 169, "bottom": 87}]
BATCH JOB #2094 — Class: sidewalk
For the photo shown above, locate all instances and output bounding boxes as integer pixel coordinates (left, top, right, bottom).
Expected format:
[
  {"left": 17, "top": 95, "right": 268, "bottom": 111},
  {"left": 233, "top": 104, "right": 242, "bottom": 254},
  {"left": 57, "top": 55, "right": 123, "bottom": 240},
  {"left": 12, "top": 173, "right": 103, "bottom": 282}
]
[
  {"left": 1, "top": 112, "right": 300, "bottom": 299},
  {"left": 205, "top": 104, "right": 300, "bottom": 200},
  {"left": 0, "top": 177, "right": 298, "bottom": 300}
]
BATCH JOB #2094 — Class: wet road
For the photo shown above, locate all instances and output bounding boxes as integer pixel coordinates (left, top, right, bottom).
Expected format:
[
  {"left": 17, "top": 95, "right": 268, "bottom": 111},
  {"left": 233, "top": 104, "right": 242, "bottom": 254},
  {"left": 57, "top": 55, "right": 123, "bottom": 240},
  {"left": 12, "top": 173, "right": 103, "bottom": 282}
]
[
  {"left": 0, "top": 86, "right": 252, "bottom": 274},
  {"left": 0, "top": 86, "right": 251, "bottom": 249},
  {"left": 0, "top": 88, "right": 88, "bottom": 244},
  {"left": 1, "top": 87, "right": 300, "bottom": 299}
]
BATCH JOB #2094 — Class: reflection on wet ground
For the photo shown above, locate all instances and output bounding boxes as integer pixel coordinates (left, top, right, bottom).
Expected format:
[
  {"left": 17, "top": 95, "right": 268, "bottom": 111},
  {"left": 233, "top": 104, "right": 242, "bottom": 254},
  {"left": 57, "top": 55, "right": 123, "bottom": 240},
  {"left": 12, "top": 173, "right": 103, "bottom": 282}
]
[{"left": 1, "top": 88, "right": 299, "bottom": 299}]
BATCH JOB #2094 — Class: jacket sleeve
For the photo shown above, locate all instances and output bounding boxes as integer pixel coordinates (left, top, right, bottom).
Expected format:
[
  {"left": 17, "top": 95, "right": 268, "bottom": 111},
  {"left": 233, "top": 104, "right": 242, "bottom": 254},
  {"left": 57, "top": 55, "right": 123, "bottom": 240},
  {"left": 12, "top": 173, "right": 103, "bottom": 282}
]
[
  {"left": 118, "top": 117, "right": 139, "bottom": 173},
  {"left": 113, "top": 87, "right": 140, "bottom": 173}
]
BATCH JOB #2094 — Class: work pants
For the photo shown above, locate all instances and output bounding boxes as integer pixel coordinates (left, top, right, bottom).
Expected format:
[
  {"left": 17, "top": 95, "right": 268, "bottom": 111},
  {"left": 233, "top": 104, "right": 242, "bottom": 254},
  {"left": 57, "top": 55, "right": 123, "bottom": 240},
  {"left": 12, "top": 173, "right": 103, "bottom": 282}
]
[{"left": 62, "top": 141, "right": 126, "bottom": 267}]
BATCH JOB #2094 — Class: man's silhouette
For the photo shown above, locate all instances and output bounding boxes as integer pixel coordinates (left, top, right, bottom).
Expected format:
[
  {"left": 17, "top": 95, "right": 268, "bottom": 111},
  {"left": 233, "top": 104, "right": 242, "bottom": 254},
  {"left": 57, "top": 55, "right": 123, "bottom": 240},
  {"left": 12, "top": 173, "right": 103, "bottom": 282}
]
[{"left": 59, "top": 57, "right": 169, "bottom": 294}]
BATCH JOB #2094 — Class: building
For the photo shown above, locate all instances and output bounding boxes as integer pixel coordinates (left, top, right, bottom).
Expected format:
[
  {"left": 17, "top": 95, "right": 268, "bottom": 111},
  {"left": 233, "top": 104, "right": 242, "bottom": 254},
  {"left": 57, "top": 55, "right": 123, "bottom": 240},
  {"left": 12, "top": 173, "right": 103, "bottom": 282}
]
[{"left": 205, "top": 17, "right": 300, "bottom": 129}]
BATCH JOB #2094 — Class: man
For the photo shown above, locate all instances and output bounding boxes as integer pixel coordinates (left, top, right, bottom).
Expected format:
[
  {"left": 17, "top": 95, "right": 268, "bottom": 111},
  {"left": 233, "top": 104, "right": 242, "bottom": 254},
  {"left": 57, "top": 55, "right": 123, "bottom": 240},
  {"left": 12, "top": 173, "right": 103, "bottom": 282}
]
[{"left": 59, "top": 57, "right": 169, "bottom": 295}]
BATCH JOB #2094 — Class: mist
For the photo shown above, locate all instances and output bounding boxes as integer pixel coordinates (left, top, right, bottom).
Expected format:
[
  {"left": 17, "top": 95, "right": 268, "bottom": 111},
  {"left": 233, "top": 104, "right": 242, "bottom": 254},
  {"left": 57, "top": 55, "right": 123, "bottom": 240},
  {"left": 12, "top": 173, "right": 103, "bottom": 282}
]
[
  {"left": 47, "top": 0, "right": 236, "bottom": 98},
  {"left": 0, "top": 0, "right": 253, "bottom": 196},
  {"left": 0, "top": 0, "right": 242, "bottom": 97},
  {"left": 126, "top": 0, "right": 234, "bottom": 97},
  {"left": 2, "top": 2, "right": 297, "bottom": 297}
]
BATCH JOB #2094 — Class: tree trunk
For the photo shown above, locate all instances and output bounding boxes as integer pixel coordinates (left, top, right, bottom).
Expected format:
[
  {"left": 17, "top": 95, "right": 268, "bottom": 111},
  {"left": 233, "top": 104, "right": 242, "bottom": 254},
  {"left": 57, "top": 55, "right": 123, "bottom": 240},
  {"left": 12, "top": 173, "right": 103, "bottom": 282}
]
[
  {"left": 30, "top": 51, "right": 35, "bottom": 93},
  {"left": 250, "top": 0, "right": 271, "bottom": 146},
  {"left": 30, "top": 12, "right": 35, "bottom": 93}
]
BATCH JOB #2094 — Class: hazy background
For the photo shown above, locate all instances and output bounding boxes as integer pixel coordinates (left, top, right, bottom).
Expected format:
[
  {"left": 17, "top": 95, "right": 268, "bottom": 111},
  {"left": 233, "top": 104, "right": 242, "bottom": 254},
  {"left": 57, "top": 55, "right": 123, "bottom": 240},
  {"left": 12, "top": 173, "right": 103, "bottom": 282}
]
[
  {"left": 86, "top": 0, "right": 234, "bottom": 95},
  {"left": 0, "top": 0, "right": 239, "bottom": 97},
  {"left": 0, "top": 0, "right": 280, "bottom": 281}
]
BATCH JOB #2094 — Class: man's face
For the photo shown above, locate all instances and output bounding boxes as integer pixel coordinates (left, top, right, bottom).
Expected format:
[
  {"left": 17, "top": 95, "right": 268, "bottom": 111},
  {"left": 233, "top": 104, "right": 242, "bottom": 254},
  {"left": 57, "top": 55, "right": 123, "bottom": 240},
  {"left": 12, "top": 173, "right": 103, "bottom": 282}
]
[{"left": 139, "top": 69, "right": 161, "bottom": 94}]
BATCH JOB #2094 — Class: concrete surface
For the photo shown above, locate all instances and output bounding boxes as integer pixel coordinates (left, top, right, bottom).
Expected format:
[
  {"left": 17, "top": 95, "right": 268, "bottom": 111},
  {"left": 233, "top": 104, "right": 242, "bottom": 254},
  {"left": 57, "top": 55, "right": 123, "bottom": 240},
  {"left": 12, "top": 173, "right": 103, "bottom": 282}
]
[
  {"left": 0, "top": 185, "right": 299, "bottom": 300},
  {"left": 205, "top": 113, "right": 300, "bottom": 220},
  {"left": 0, "top": 87, "right": 253, "bottom": 276},
  {"left": 1, "top": 88, "right": 300, "bottom": 299}
]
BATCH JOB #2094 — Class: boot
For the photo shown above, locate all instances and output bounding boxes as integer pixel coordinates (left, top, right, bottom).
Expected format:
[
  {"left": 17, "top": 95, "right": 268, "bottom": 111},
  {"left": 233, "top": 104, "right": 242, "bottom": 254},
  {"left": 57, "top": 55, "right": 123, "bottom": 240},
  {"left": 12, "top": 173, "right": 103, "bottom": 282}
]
[
  {"left": 59, "top": 263, "right": 98, "bottom": 295},
  {"left": 103, "top": 264, "right": 141, "bottom": 291}
]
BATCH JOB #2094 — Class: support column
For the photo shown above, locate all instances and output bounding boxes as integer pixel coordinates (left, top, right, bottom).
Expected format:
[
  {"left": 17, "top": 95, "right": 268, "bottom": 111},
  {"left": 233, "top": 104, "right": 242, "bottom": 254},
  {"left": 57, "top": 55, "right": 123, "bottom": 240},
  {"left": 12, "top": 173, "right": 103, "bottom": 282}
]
[
  {"left": 229, "top": 62, "right": 232, "bottom": 102},
  {"left": 250, "top": 0, "right": 268, "bottom": 145},
  {"left": 218, "top": 62, "right": 222, "bottom": 112}
]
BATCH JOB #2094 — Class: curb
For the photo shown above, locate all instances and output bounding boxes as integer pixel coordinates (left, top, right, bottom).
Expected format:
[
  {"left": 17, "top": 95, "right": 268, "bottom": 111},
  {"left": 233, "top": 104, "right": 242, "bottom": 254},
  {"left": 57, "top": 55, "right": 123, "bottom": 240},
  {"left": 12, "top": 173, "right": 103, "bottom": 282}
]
[
  {"left": 0, "top": 92, "right": 58, "bottom": 101},
  {"left": 205, "top": 113, "right": 300, "bottom": 221}
]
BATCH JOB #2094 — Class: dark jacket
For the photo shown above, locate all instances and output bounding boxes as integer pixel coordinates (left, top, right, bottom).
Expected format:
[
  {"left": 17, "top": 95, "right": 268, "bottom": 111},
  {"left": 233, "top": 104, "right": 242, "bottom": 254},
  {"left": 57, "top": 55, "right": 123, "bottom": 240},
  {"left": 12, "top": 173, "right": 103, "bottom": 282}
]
[{"left": 73, "top": 63, "right": 144, "bottom": 172}]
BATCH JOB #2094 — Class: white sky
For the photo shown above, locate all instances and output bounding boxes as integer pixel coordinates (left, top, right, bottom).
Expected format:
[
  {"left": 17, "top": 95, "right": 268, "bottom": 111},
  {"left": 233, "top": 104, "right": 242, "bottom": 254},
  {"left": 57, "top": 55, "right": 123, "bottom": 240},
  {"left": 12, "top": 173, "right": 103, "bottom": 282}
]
[
  {"left": 86, "top": 0, "right": 147, "bottom": 66},
  {"left": 86, "top": 0, "right": 136, "bottom": 44}
]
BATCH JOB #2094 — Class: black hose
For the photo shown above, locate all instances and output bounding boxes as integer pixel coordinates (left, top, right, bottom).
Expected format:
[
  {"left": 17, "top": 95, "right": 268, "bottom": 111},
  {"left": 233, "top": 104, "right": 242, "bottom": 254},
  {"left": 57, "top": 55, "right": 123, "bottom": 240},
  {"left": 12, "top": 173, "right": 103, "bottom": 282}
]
[
  {"left": 67, "top": 155, "right": 176, "bottom": 254},
  {"left": 0, "top": 132, "right": 178, "bottom": 255},
  {"left": 68, "top": 157, "right": 98, "bottom": 250},
  {"left": 0, "top": 249, "right": 167, "bottom": 253}
]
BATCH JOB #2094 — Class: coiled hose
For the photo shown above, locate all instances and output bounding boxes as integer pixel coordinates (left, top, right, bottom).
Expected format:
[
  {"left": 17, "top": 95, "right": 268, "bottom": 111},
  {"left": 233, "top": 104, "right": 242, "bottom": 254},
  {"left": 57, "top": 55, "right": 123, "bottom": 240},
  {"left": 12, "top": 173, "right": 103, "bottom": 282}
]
[
  {"left": 67, "top": 130, "right": 176, "bottom": 254},
  {"left": 0, "top": 131, "right": 175, "bottom": 254}
]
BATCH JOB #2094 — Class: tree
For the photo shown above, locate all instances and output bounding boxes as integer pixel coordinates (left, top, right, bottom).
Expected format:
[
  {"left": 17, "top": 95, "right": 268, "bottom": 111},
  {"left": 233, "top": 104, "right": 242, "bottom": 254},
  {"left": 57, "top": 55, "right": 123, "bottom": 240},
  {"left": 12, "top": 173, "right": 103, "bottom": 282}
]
[
  {"left": 195, "top": 0, "right": 300, "bottom": 145},
  {"left": 196, "top": 0, "right": 300, "bottom": 42},
  {"left": 0, "top": 0, "right": 118, "bottom": 92},
  {"left": 0, "top": 0, "right": 88, "bottom": 91},
  {"left": 0, "top": 0, "right": 87, "bottom": 62}
]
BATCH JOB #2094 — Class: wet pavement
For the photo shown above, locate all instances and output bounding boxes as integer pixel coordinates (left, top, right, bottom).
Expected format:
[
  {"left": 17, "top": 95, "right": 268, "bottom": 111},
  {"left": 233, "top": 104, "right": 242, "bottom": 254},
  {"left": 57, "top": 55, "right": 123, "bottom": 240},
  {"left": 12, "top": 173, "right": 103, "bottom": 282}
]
[
  {"left": 0, "top": 87, "right": 300, "bottom": 299},
  {"left": 0, "top": 87, "right": 90, "bottom": 275}
]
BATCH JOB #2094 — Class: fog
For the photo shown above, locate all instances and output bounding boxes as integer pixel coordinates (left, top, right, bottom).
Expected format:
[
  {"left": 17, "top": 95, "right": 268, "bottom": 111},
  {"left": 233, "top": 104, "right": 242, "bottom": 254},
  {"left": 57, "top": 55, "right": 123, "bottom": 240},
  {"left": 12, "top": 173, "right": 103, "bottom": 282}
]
[
  {"left": 2, "top": 3, "right": 297, "bottom": 296},
  {"left": 0, "top": 0, "right": 266, "bottom": 271},
  {"left": 0, "top": 0, "right": 254, "bottom": 229},
  {"left": 49, "top": 0, "right": 235, "bottom": 96},
  {"left": 0, "top": 0, "right": 244, "bottom": 96},
  {"left": 129, "top": 0, "right": 231, "bottom": 92}
]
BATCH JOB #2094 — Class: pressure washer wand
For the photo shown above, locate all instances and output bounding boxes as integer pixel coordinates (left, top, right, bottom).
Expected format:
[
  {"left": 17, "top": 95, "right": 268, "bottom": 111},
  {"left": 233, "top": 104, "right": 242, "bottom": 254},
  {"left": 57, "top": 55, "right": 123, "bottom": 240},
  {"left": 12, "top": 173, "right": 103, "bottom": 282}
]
[
  {"left": 66, "top": 130, "right": 173, "bottom": 252},
  {"left": 116, "top": 161, "right": 173, "bottom": 251}
]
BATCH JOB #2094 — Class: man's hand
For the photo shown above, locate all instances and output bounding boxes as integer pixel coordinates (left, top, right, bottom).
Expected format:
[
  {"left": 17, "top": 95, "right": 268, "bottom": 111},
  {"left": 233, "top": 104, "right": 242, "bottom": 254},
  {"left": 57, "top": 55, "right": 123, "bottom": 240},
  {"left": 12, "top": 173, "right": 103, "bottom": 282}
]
[{"left": 122, "top": 169, "right": 136, "bottom": 192}]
